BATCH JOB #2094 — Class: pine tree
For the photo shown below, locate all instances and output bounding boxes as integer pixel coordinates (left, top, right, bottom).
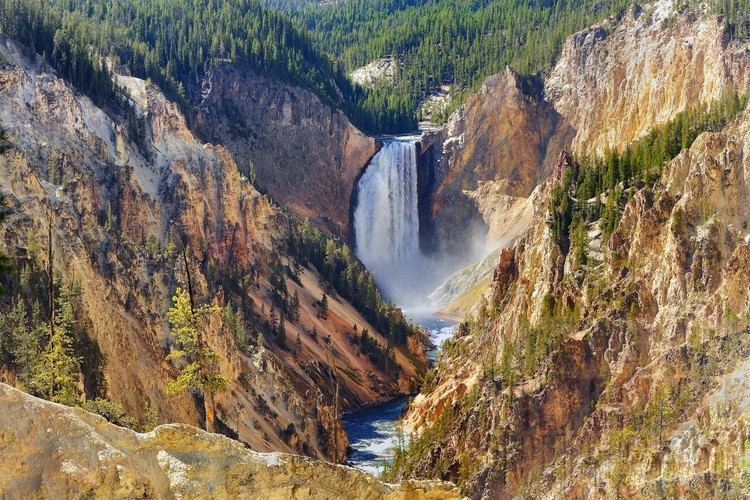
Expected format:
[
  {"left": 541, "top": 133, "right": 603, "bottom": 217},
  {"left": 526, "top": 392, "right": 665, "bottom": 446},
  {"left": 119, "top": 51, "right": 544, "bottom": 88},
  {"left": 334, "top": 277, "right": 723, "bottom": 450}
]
[
  {"left": 7, "top": 300, "right": 44, "bottom": 388},
  {"left": 318, "top": 292, "right": 329, "bottom": 320},
  {"left": 166, "top": 287, "right": 228, "bottom": 432},
  {"left": 570, "top": 213, "right": 589, "bottom": 267},
  {"left": 292, "top": 260, "right": 303, "bottom": 280},
  {"left": 224, "top": 304, "right": 249, "bottom": 350},
  {"left": 0, "top": 301, "right": 18, "bottom": 370},
  {"left": 324, "top": 240, "right": 337, "bottom": 282},
  {"left": 289, "top": 290, "right": 300, "bottom": 322},
  {"left": 0, "top": 193, "right": 10, "bottom": 293},
  {"left": 31, "top": 289, "right": 81, "bottom": 405},
  {"left": 278, "top": 313, "right": 287, "bottom": 348}
]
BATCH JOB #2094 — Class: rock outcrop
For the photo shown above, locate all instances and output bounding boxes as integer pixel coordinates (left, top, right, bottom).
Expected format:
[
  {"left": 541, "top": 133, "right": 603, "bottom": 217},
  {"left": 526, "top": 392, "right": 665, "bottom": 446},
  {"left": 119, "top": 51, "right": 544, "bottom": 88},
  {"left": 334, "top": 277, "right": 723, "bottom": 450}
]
[
  {"left": 546, "top": 0, "right": 750, "bottom": 156},
  {"left": 0, "top": 35, "right": 422, "bottom": 464},
  {"left": 398, "top": 3, "right": 750, "bottom": 498},
  {"left": 350, "top": 58, "right": 397, "bottom": 88},
  {"left": 0, "top": 383, "right": 458, "bottom": 499},
  {"left": 404, "top": 111, "right": 750, "bottom": 498},
  {"left": 192, "top": 67, "right": 378, "bottom": 234},
  {"left": 419, "top": 68, "right": 572, "bottom": 257}
]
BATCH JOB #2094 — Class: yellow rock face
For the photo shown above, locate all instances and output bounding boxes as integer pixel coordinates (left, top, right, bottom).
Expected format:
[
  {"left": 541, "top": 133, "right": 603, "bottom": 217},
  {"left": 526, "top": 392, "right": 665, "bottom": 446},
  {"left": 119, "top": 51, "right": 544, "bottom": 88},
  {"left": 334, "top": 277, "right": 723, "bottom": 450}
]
[
  {"left": 546, "top": 2, "right": 750, "bottom": 157},
  {"left": 0, "top": 35, "right": 423, "bottom": 464},
  {"left": 0, "top": 383, "right": 459, "bottom": 500}
]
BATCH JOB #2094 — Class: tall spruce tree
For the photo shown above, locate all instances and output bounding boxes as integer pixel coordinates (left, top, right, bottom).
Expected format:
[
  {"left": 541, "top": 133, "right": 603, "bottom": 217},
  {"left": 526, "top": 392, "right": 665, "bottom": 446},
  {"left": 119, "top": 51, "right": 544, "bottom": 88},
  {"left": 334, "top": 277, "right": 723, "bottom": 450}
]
[
  {"left": 166, "top": 287, "right": 228, "bottom": 432},
  {"left": 0, "top": 193, "right": 9, "bottom": 294},
  {"left": 31, "top": 288, "right": 82, "bottom": 405}
]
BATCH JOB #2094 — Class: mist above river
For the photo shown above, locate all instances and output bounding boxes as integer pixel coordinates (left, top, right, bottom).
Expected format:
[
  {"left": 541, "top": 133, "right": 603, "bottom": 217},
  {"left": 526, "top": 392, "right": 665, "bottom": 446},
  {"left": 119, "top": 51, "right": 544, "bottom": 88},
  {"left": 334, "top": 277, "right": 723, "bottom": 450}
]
[{"left": 353, "top": 136, "right": 486, "bottom": 311}]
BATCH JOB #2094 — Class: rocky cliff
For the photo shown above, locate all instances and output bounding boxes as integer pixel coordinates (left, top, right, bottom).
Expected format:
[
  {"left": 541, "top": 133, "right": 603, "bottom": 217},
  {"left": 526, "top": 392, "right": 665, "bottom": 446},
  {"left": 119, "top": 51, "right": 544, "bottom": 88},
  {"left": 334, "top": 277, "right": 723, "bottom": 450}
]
[
  {"left": 0, "top": 383, "right": 458, "bottom": 499},
  {"left": 0, "top": 35, "right": 423, "bottom": 463},
  {"left": 192, "top": 67, "right": 378, "bottom": 234},
  {"left": 546, "top": 0, "right": 750, "bottom": 156},
  {"left": 397, "top": 2, "right": 750, "bottom": 498},
  {"left": 419, "top": 68, "right": 572, "bottom": 258},
  {"left": 420, "top": 0, "right": 750, "bottom": 311}
]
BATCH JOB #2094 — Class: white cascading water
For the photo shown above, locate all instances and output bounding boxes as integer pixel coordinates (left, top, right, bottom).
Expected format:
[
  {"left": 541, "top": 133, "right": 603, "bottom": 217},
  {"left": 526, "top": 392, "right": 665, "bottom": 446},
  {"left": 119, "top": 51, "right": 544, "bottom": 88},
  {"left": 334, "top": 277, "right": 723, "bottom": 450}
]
[
  {"left": 347, "top": 138, "right": 459, "bottom": 475},
  {"left": 353, "top": 138, "right": 423, "bottom": 303}
]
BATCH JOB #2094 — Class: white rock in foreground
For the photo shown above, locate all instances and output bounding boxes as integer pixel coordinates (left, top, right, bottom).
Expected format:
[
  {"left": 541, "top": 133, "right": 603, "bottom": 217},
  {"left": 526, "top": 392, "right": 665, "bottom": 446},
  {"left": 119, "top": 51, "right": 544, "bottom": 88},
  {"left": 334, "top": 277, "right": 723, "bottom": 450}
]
[{"left": 0, "top": 383, "right": 458, "bottom": 499}]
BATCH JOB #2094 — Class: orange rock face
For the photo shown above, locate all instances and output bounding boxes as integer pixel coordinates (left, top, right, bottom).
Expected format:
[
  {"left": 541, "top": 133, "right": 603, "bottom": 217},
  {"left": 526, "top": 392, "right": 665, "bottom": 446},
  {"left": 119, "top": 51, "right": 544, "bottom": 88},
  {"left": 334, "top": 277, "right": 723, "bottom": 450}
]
[
  {"left": 192, "top": 67, "right": 378, "bottom": 235},
  {"left": 419, "top": 68, "right": 574, "bottom": 256}
]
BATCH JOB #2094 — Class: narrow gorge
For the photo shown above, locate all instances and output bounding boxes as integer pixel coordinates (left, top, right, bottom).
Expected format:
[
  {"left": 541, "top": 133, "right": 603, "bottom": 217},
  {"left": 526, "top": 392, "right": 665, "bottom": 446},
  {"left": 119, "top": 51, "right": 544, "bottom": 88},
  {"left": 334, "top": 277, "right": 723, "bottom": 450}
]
[
  {"left": 347, "top": 135, "right": 461, "bottom": 474},
  {"left": 3, "top": 0, "right": 750, "bottom": 498}
]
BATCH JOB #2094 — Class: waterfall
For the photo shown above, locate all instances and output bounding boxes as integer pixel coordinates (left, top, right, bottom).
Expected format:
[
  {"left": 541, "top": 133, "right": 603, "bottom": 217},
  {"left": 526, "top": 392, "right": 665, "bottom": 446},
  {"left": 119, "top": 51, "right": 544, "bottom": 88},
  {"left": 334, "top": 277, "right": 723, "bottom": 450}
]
[{"left": 353, "top": 138, "right": 422, "bottom": 301}]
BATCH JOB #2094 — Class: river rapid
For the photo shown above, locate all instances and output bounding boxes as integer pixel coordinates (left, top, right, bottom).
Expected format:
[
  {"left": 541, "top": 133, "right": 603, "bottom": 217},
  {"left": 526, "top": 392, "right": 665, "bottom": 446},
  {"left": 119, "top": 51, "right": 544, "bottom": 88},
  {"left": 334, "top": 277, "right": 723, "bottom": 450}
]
[{"left": 342, "top": 315, "right": 455, "bottom": 475}]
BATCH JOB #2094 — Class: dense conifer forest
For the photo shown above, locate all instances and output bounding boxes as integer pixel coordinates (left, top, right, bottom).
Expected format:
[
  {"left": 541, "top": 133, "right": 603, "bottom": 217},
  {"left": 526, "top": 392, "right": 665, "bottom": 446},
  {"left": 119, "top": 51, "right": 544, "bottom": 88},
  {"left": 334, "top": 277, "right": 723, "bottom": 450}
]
[
  {"left": 2, "top": 0, "right": 750, "bottom": 132},
  {"left": 0, "top": 0, "right": 380, "bottom": 130},
  {"left": 295, "top": 0, "right": 750, "bottom": 127}
]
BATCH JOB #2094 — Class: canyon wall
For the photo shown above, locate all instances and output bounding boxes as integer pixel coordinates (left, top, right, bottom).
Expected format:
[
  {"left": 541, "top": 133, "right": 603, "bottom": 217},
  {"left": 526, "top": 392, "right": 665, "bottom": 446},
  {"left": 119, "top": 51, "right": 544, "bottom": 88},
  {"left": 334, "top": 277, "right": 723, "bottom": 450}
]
[
  {"left": 399, "top": 2, "right": 750, "bottom": 497},
  {"left": 419, "top": 69, "right": 572, "bottom": 257},
  {"left": 547, "top": 1, "right": 750, "bottom": 156},
  {"left": 192, "top": 67, "right": 378, "bottom": 235},
  {"left": 0, "top": 35, "right": 423, "bottom": 463}
]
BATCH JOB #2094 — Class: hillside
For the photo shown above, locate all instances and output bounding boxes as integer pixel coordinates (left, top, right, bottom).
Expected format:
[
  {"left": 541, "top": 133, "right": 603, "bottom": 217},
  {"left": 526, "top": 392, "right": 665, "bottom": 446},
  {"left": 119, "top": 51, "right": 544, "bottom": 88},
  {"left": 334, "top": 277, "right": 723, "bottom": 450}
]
[
  {"left": 4, "top": 0, "right": 750, "bottom": 496},
  {"left": 0, "top": 0, "right": 409, "bottom": 135},
  {"left": 0, "top": 34, "right": 425, "bottom": 463},
  {"left": 390, "top": 2, "right": 750, "bottom": 497},
  {"left": 191, "top": 66, "right": 378, "bottom": 234}
]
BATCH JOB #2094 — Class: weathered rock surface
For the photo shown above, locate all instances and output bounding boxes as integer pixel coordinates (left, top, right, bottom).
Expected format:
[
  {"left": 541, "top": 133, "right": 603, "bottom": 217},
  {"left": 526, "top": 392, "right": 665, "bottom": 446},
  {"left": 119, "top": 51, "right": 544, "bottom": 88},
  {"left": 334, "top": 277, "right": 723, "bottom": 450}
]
[
  {"left": 0, "top": 383, "right": 459, "bottom": 500},
  {"left": 406, "top": 108, "right": 750, "bottom": 499},
  {"left": 0, "top": 35, "right": 422, "bottom": 464},
  {"left": 350, "top": 58, "right": 397, "bottom": 88},
  {"left": 400, "top": 3, "right": 750, "bottom": 498},
  {"left": 419, "top": 68, "right": 572, "bottom": 257},
  {"left": 192, "top": 67, "right": 378, "bottom": 234},
  {"left": 547, "top": 0, "right": 750, "bottom": 156}
]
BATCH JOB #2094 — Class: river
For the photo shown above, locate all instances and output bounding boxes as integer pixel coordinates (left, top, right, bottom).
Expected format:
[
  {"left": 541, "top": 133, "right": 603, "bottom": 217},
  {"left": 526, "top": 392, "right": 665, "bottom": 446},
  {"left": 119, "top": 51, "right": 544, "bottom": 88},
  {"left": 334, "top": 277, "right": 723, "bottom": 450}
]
[
  {"left": 346, "top": 134, "right": 459, "bottom": 476},
  {"left": 342, "top": 314, "right": 455, "bottom": 476}
]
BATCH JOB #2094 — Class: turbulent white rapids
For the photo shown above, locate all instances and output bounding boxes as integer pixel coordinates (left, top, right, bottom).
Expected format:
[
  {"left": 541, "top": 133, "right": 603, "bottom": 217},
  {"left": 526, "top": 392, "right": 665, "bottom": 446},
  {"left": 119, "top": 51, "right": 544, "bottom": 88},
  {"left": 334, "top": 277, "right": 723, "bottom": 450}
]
[{"left": 353, "top": 138, "right": 423, "bottom": 303}]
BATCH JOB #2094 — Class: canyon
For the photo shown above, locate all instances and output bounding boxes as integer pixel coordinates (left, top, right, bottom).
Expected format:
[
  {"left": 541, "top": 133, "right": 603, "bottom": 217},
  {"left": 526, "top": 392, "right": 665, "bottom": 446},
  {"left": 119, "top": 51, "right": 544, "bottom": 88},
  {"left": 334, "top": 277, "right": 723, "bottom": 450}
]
[
  {"left": 0, "top": 33, "right": 424, "bottom": 468},
  {"left": 3, "top": 0, "right": 750, "bottom": 498},
  {"left": 191, "top": 66, "right": 379, "bottom": 235}
]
